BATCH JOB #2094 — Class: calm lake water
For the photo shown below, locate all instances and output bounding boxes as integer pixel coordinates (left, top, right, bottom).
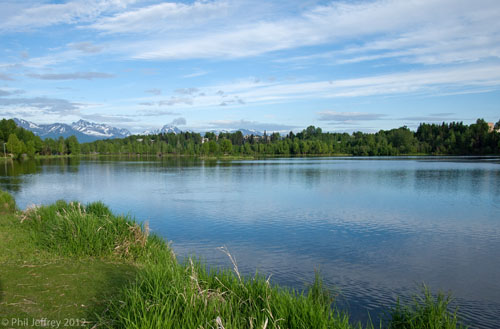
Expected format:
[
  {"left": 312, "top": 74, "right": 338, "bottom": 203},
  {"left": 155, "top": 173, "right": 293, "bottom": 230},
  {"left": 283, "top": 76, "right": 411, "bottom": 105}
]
[{"left": 1, "top": 156, "right": 499, "bottom": 328}]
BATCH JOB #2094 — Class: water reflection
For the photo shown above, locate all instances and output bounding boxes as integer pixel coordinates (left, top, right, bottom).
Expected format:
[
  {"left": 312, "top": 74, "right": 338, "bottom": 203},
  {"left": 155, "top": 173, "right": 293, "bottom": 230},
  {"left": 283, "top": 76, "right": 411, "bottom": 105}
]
[{"left": 1, "top": 156, "right": 499, "bottom": 328}]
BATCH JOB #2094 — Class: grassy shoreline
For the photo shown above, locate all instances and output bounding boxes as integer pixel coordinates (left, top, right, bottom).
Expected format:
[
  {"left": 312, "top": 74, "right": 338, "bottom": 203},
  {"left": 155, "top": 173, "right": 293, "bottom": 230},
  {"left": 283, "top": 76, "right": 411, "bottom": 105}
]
[{"left": 0, "top": 191, "right": 467, "bottom": 328}]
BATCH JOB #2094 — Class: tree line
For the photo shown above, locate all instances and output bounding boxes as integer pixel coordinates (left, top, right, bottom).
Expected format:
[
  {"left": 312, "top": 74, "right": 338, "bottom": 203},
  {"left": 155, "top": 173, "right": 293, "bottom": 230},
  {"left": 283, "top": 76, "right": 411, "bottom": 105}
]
[
  {"left": 1, "top": 118, "right": 499, "bottom": 158},
  {"left": 0, "top": 119, "right": 80, "bottom": 158}
]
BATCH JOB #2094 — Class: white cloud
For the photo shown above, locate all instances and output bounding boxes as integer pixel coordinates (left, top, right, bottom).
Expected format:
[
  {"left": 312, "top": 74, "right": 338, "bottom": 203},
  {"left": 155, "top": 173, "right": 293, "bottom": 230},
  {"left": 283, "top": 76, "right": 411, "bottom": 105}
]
[
  {"left": 69, "top": 41, "right": 104, "bottom": 53},
  {"left": 105, "top": 0, "right": 500, "bottom": 62},
  {"left": 318, "top": 112, "right": 387, "bottom": 122},
  {"left": 145, "top": 88, "right": 162, "bottom": 95},
  {"left": 175, "top": 88, "right": 199, "bottom": 95},
  {"left": 27, "top": 72, "right": 114, "bottom": 80},
  {"left": 159, "top": 97, "right": 193, "bottom": 106},
  {"left": 208, "top": 119, "right": 298, "bottom": 132},
  {"left": 333, "top": 19, "right": 500, "bottom": 66},
  {"left": 139, "top": 110, "right": 180, "bottom": 117},
  {"left": 182, "top": 70, "right": 208, "bottom": 78},
  {"left": 80, "top": 113, "right": 135, "bottom": 123},
  {"left": 399, "top": 113, "right": 457, "bottom": 122},
  {"left": 170, "top": 117, "right": 187, "bottom": 126},
  {"left": 0, "top": 0, "right": 137, "bottom": 32},
  {"left": 110, "top": 64, "right": 500, "bottom": 111},
  {"left": 208, "top": 64, "right": 500, "bottom": 104},
  {"left": 69, "top": 63, "right": 499, "bottom": 117},
  {"left": 89, "top": 1, "right": 229, "bottom": 34},
  {"left": 5, "top": 0, "right": 498, "bottom": 71},
  {"left": 0, "top": 96, "right": 81, "bottom": 115},
  {"left": 21, "top": 48, "right": 98, "bottom": 69}
]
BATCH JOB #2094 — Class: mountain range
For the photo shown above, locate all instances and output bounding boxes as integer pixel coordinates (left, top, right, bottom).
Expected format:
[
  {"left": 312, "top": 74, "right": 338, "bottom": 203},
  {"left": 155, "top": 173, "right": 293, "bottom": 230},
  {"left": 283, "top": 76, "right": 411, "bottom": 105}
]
[
  {"left": 142, "top": 127, "right": 264, "bottom": 136},
  {"left": 206, "top": 129, "right": 264, "bottom": 136},
  {"left": 141, "top": 125, "right": 182, "bottom": 135},
  {"left": 12, "top": 118, "right": 266, "bottom": 142},
  {"left": 13, "top": 118, "right": 131, "bottom": 143}
]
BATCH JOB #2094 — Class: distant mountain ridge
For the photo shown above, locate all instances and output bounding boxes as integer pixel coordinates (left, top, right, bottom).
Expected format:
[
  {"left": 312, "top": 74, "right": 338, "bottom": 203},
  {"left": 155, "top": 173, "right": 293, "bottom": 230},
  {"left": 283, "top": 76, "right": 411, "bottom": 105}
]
[
  {"left": 205, "top": 128, "right": 264, "bottom": 136},
  {"left": 13, "top": 118, "right": 131, "bottom": 143},
  {"left": 142, "top": 126, "right": 264, "bottom": 136},
  {"left": 142, "top": 124, "right": 182, "bottom": 135},
  {"left": 233, "top": 128, "right": 263, "bottom": 136},
  {"left": 13, "top": 117, "right": 267, "bottom": 142}
]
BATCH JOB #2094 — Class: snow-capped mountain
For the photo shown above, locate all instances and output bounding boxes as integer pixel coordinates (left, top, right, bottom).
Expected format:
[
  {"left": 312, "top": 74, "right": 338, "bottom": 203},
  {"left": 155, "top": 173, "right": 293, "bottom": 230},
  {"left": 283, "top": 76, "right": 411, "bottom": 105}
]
[
  {"left": 13, "top": 118, "right": 131, "bottom": 143},
  {"left": 13, "top": 118, "right": 42, "bottom": 131},
  {"left": 142, "top": 124, "right": 182, "bottom": 135},
  {"left": 235, "top": 128, "right": 263, "bottom": 136},
  {"left": 72, "top": 120, "right": 131, "bottom": 138},
  {"left": 205, "top": 129, "right": 230, "bottom": 135}
]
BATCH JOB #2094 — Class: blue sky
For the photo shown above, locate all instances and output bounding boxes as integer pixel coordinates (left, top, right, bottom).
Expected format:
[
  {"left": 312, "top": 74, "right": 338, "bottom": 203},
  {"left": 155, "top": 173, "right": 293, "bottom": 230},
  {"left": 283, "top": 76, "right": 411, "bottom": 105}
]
[{"left": 0, "top": 0, "right": 499, "bottom": 134}]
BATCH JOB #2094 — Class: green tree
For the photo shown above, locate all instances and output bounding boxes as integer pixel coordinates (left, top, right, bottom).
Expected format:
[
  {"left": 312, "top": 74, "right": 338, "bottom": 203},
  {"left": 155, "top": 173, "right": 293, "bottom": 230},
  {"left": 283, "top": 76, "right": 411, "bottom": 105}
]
[
  {"left": 220, "top": 139, "right": 233, "bottom": 154},
  {"left": 80, "top": 143, "right": 91, "bottom": 154},
  {"left": 7, "top": 134, "right": 23, "bottom": 157},
  {"left": 208, "top": 140, "right": 218, "bottom": 154},
  {"left": 66, "top": 136, "right": 81, "bottom": 155},
  {"left": 33, "top": 136, "right": 43, "bottom": 153},
  {"left": 0, "top": 119, "right": 17, "bottom": 142},
  {"left": 201, "top": 142, "right": 210, "bottom": 155},
  {"left": 387, "top": 126, "right": 417, "bottom": 154},
  {"left": 25, "top": 140, "right": 36, "bottom": 158},
  {"left": 243, "top": 143, "right": 252, "bottom": 155},
  {"left": 205, "top": 132, "right": 216, "bottom": 141},
  {"left": 57, "top": 136, "right": 66, "bottom": 155}
]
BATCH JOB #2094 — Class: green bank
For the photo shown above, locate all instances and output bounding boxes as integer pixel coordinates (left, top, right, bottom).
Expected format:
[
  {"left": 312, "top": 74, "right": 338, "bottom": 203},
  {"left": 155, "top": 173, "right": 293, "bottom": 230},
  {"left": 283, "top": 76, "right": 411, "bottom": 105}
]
[{"left": 0, "top": 190, "right": 467, "bottom": 328}]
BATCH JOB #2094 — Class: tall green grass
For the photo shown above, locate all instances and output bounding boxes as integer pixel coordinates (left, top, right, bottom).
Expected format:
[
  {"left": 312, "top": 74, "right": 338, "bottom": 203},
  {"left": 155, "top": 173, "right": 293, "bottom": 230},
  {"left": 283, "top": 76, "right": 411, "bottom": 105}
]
[
  {"left": 0, "top": 189, "right": 16, "bottom": 214},
  {"left": 14, "top": 196, "right": 468, "bottom": 329},
  {"left": 19, "top": 200, "right": 166, "bottom": 259},
  {"left": 99, "top": 260, "right": 357, "bottom": 329},
  {"left": 387, "top": 286, "right": 466, "bottom": 329}
]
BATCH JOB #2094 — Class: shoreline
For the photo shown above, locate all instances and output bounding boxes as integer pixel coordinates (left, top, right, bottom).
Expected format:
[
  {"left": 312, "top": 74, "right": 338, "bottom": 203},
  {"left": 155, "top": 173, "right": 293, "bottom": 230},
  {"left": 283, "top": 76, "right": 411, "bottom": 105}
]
[{"left": 2, "top": 153, "right": 500, "bottom": 163}]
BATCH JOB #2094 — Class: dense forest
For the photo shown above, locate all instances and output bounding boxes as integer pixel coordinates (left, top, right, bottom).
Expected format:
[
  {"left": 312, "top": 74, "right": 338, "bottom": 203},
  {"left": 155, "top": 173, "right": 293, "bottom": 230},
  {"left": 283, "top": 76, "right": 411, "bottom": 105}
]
[{"left": 1, "top": 118, "right": 499, "bottom": 158}]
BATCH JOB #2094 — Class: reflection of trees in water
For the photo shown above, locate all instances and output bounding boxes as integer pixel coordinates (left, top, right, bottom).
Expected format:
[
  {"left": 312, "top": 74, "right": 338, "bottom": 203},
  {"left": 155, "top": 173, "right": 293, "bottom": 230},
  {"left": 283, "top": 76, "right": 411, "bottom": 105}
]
[
  {"left": 302, "top": 168, "right": 322, "bottom": 188},
  {"left": 414, "top": 169, "right": 500, "bottom": 195},
  {"left": 0, "top": 160, "right": 39, "bottom": 192},
  {"left": 95, "top": 155, "right": 208, "bottom": 168},
  {"left": 45, "top": 157, "right": 81, "bottom": 174},
  {"left": 0, "top": 158, "right": 82, "bottom": 193},
  {"left": 1, "top": 159, "right": 41, "bottom": 176}
]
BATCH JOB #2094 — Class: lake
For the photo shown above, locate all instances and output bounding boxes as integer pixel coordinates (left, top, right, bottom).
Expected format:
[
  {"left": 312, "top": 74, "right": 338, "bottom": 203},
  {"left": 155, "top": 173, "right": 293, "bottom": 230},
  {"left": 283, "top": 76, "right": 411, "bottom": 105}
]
[{"left": 1, "top": 156, "right": 499, "bottom": 328}]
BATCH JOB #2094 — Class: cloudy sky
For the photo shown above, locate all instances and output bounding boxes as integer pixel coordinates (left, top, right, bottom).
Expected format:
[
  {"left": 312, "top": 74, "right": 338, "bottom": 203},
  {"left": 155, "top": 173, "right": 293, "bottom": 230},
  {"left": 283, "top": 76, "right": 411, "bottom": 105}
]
[{"left": 0, "top": 0, "right": 499, "bottom": 133}]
